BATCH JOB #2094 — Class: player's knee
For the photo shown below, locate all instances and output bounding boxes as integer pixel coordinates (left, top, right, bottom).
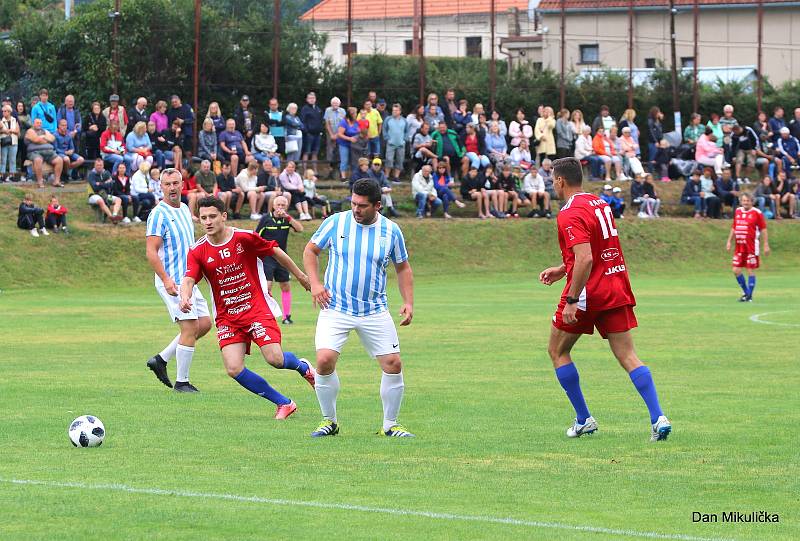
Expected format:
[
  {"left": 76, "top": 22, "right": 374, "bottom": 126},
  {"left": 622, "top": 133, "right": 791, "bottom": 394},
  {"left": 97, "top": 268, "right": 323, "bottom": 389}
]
[
  {"left": 225, "top": 364, "right": 243, "bottom": 378},
  {"left": 197, "top": 318, "right": 212, "bottom": 337},
  {"left": 380, "top": 355, "right": 402, "bottom": 373}
]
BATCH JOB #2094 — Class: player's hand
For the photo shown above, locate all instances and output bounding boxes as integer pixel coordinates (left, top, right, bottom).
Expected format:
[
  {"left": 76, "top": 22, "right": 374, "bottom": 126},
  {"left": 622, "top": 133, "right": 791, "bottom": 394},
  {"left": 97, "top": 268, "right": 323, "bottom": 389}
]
[
  {"left": 399, "top": 304, "right": 413, "bottom": 326},
  {"left": 726, "top": 240, "right": 731, "bottom": 251},
  {"left": 561, "top": 302, "right": 578, "bottom": 325},
  {"left": 179, "top": 295, "right": 193, "bottom": 313},
  {"left": 764, "top": 243, "right": 770, "bottom": 256},
  {"left": 311, "top": 282, "right": 331, "bottom": 309},
  {"left": 539, "top": 266, "right": 566, "bottom": 286},
  {"left": 297, "top": 272, "right": 311, "bottom": 292},
  {"left": 164, "top": 277, "right": 178, "bottom": 296}
]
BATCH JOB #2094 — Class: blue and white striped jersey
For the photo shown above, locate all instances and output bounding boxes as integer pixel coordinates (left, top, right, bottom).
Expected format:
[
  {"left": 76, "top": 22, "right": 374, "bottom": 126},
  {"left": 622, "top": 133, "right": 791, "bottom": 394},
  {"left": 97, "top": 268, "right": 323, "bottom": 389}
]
[
  {"left": 310, "top": 211, "right": 408, "bottom": 316},
  {"left": 145, "top": 201, "right": 195, "bottom": 286}
]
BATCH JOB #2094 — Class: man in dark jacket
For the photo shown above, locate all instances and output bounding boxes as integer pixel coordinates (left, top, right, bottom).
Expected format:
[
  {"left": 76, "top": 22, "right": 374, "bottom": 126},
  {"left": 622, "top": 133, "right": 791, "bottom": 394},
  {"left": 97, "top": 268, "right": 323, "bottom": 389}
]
[
  {"left": 715, "top": 167, "right": 741, "bottom": 212},
  {"left": 682, "top": 170, "right": 706, "bottom": 218},
  {"left": 166, "top": 95, "right": 194, "bottom": 153},
  {"left": 18, "top": 193, "right": 47, "bottom": 236},
  {"left": 233, "top": 95, "right": 255, "bottom": 142},
  {"left": 300, "top": 92, "right": 323, "bottom": 166},
  {"left": 127, "top": 97, "right": 149, "bottom": 134}
]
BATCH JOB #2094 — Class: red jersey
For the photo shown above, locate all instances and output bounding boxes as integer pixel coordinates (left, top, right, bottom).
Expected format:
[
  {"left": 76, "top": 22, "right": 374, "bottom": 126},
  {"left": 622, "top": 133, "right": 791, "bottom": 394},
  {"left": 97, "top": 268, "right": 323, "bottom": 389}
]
[
  {"left": 557, "top": 192, "right": 636, "bottom": 311},
  {"left": 185, "top": 228, "right": 281, "bottom": 325},
  {"left": 732, "top": 207, "right": 767, "bottom": 255}
]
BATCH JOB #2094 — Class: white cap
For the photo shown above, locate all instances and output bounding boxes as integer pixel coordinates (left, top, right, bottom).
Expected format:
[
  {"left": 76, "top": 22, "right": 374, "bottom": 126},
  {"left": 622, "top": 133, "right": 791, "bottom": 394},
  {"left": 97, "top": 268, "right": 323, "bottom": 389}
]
[
  {"left": 780, "top": 126, "right": 790, "bottom": 134},
  {"left": 603, "top": 184, "right": 612, "bottom": 190},
  {"left": 612, "top": 187, "right": 622, "bottom": 193}
]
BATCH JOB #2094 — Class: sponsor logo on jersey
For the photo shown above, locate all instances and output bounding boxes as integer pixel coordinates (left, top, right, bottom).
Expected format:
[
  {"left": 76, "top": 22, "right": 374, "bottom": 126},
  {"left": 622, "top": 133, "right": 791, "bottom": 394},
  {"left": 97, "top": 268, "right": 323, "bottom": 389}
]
[
  {"left": 207, "top": 256, "right": 215, "bottom": 263},
  {"left": 566, "top": 226, "right": 575, "bottom": 241},
  {"left": 217, "top": 331, "right": 235, "bottom": 340},
  {"left": 236, "top": 243, "right": 244, "bottom": 254},
  {"left": 601, "top": 248, "right": 620, "bottom": 262},
  {"left": 219, "top": 271, "right": 247, "bottom": 285},
  {"left": 223, "top": 291, "right": 253, "bottom": 306},
  {"left": 604, "top": 264, "right": 626, "bottom": 276},
  {"left": 228, "top": 302, "right": 252, "bottom": 315},
  {"left": 249, "top": 321, "right": 269, "bottom": 340}
]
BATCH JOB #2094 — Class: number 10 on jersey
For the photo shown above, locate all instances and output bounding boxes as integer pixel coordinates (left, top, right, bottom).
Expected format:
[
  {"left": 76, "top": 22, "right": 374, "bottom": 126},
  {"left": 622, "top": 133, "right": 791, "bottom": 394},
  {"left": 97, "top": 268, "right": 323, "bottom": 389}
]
[{"left": 595, "top": 207, "right": 618, "bottom": 240}]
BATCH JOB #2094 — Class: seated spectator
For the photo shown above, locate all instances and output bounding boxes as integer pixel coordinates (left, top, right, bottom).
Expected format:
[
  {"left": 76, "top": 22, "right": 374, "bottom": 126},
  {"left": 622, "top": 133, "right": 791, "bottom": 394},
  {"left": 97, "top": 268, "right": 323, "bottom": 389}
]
[
  {"left": 509, "top": 138, "right": 533, "bottom": 171},
  {"left": 192, "top": 159, "right": 217, "bottom": 216},
  {"left": 715, "top": 167, "right": 741, "bottom": 212},
  {"left": 179, "top": 166, "right": 197, "bottom": 207},
  {"left": 25, "top": 117, "right": 64, "bottom": 187},
  {"left": 534, "top": 106, "right": 556, "bottom": 163},
  {"left": 775, "top": 127, "right": 799, "bottom": 176},
  {"left": 45, "top": 195, "right": 68, "bottom": 232},
  {"left": 219, "top": 118, "right": 253, "bottom": 174},
  {"left": 574, "top": 125, "right": 601, "bottom": 181},
  {"left": 216, "top": 162, "right": 242, "bottom": 217},
  {"left": 382, "top": 103, "right": 407, "bottom": 182},
  {"left": 462, "top": 123, "right": 490, "bottom": 171},
  {"left": 168, "top": 119, "right": 187, "bottom": 165},
  {"left": 522, "top": 168, "right": 551, "bottom": 218},
  {"left": 413, "top": 121, "right": 436, "bottom": 166},
  {"left": 453, "top": 100, "right": 471, "bottom": 134},
  {"left": 592, "top": 127, "right": 623, "bottom": 182},
  {"left": 482, "top": 164, "right": 506, "bottom": 218},
  {"left": 652, "top": 139, "right": 672, "bottom": 182},
  {"left": 252, "top": 122, "right": 281, "bottom": 169},
  {"left": 87, "top": 157, "right": 122, "bottom": 222},
  {"left": 130, "top": 161, "right": 156, "bottom": 220},
  {"left": 508, "top": 108, "right": 533, "bottom": 147},
  {"left": 699, "top": 166, "right": 722, "bottom": 218},
  {"left": 279, "top": 161, "right": 311, "bottom": 220},
  {"left": 18, "top": 193, "right": 47, "bottom": 236},
  {"left": 683, "top": 113, "right": 704, "bottom": 150},
  {"left": 256, "top": 162, "right": 283, "bottom": 216},
  {"left": 207, "top": 101, "right": 226, "bottom": 135},
  {"left": 423, "top": 103, "right": 444, "bottom": 130},
  {"left": 731, "top": 124, "right": 760, "bottom": 182},
  {"left": 470, "top": 103, "right": 485, "bottom": 126},
  {"left": 235, "top": 160, "right": 265, "bottom": 220},
  {"left": 490, "top": 110, "right": 507, "bottom": 138},
  {"left": 125, "top": 121, "right": 154, "bottom": 172},
  {"left": 485, "top": 121, "right": 508, "bottom": 164},
  {"left": 111, "top": 162, "right": 136, "bottom": 223},
  {"left": 167, "top": 94, "right": 195, "bottom": 154},
  {"left": 411, "top": 164, "right": 442, "bottom": 218},
  {"left": 775, "top": 170, "right": 796, "bottom": 219},
  {"left": 619, "top": 126, "right": 644, "bottom": 177},
  {"left": 537, "top": 159, "right": 557, "bottom": 202},
  {"left": 755, "top": 175, "right": 779, "bottom": 218},
  {"left": 148, "top": 166, "right": 164, "bottom": 202},
  {"left": 197, "top": 117, "right": 219, "bottom": 163},
  {"left": 0, "top": 104, "right": 20, "bottom": 181},
  {"left": 303, "top": 169, "right": 330, "bottom": 219},
  {"left": 600, "top": 185, "right": 625, "bottom": 219},
  {"left": 460, "top": 166, "right": 490, "bottom": 219},
  {"left": 54, "top": 118, "right": 84, "bottom": 180},
  {"left": 695, "top": 127, "right": 724, "bottom": 175},
  {"left": 706, "top": 112, "right": 724, "bottom": 149},
  {"left": 497, "top": 163, "right": 523, "bottom": 218},
  {"left": 682, "top": 171, "right": 705, "bottom": 218},
  {"left": 432, "top": 163, "right": 466, "bottom": 219},
  {"left": 351, "top": 157, "right": 371, "bottom": 187},
  {"left": 367, "top": 157, "right": 399, "bottom": 218},
  {"left": 432, "top": 122, "right": 469, "bottom": 176},
  {"left": 150, "top": 100, "right": 169, "bottom": 133},
  {"left": 100, "top": 121, "right": 127, "bottom": 174},
  {"left": 631, "top": 174, "right": 660, "bottom": 218}
]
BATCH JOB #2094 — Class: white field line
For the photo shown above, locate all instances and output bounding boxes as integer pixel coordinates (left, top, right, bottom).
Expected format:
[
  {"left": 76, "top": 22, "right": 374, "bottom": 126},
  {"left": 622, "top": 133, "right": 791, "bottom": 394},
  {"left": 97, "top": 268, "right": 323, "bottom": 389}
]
[
  {"left": 1, "top": 478, "right": 736, "bottom": 541},
  {"left": 749, "top": 311, "right": 800, "bottom": 328}
]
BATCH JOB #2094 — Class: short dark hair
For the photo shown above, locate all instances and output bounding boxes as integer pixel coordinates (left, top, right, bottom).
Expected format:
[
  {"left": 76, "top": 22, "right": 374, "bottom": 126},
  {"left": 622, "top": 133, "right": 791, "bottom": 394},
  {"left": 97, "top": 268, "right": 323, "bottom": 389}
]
[
  {"left": 198, "top": 196, "right": 225, "bottom": 214},
  {"left": 552, "top": 157, "right": 583, "bottom": 187},
  {"left": 351, "top": 178, "right": 381, "bottom": 204}
]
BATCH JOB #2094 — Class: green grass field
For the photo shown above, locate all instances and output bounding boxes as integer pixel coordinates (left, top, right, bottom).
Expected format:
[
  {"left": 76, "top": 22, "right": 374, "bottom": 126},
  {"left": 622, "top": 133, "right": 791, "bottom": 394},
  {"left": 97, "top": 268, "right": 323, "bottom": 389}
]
[{"left": 0, "top": 186, "right": 798, "bottom": 540}]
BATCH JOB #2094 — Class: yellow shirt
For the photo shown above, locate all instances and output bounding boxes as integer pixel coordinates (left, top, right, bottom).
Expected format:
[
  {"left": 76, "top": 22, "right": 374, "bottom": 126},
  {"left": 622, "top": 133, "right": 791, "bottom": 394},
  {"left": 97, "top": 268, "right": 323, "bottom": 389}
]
[{"left": 364, "top": 109, "right": 382, "bottom": 139}]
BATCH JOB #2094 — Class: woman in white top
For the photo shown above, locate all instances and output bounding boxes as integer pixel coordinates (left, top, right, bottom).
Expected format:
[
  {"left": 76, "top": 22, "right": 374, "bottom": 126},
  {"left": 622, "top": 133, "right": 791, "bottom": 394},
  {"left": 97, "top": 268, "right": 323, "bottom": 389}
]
[
  {"left": 130, "top": 161, "right": 157, "bottom": 215},
  {"left": 574, "top": 125, "right": 602, "bottom": 181},
  {"left": 0, "top": 104, "right": 20, "bottom": 180},
  {"left": 509, "top": 139, "right": 532, "bottom": 170},
  {"left": 252, "top": 122, "right": 280, "bottom": 169},
  {"left": 508, "top": 108, "right": 533, "bottom": 148},
  {"left": 235, "top": 160, "right": 265, "bottom": 220}
]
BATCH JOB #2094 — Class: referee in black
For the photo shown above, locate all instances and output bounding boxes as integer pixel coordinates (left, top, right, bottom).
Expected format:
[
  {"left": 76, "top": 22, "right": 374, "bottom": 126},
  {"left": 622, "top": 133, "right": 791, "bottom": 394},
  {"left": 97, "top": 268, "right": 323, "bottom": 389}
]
[{"left": 255, "top": 194, "right": 304, "bottom": 324}]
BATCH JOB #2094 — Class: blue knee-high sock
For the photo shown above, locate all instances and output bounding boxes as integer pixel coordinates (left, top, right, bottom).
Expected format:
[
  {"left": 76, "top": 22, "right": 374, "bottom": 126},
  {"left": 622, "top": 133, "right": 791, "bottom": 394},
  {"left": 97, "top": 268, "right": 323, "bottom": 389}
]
[
  {"left": 233, "top": 368, "right": 291, "bottom": 405},
  {"left": 281, "top": 351, "right": 309, "bottom": 375},
  {"left": 736, "top": 274, "right": 749, "bottom": 296},
  {"left": 629, "top": 366, "right": 663, "bottom": 424},
  {"left": 555, "top": 363, "right": 591, "bottom": 424},
  {"left": 747, "top": 275, "right": 756, "bottom": 297}
]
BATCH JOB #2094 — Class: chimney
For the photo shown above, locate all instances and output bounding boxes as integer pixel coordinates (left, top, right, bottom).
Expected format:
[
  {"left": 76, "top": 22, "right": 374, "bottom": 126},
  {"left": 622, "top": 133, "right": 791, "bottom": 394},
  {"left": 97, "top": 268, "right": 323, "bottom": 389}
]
[{"left": 507, "top": 7, "right": 520, "bottom": 37}]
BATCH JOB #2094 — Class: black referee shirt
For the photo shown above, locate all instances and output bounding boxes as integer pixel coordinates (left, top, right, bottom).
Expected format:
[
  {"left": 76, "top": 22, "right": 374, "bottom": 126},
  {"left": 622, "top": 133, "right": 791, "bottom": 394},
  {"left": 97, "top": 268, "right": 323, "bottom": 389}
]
[{"left": 256, "top": 214, "right": 291, "bottom": 251}]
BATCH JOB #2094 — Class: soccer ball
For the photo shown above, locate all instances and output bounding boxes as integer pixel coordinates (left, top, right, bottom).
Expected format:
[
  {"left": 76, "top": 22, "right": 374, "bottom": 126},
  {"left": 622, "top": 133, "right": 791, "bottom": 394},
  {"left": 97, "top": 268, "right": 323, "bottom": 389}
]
[{"left": 68, "top": 415, "right": 105, "bottom": 447}]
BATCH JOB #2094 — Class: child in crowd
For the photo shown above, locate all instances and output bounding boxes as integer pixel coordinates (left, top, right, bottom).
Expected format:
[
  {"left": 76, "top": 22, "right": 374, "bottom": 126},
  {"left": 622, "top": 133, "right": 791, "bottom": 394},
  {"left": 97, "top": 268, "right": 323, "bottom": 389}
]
[
  {"left": 302, "top": 169, "right": 329, "bottom": 219},
  {"left": 45, "top": 195, "right": 68, "bottom": 232},
  {"left": 18, "top": 193, "right": 48, "bottom": 236},
  {"left": 601, "top": 184, "right": 626, "bottom": 219}
]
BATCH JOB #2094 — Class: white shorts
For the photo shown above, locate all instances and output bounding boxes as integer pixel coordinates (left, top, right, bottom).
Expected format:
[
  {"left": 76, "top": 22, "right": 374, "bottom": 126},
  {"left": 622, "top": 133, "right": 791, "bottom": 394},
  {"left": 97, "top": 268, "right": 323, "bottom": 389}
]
[
  {"left": 156, "top": 282, "right": 210, "bottom": 323},
  {"left": 315, "top": 309, "right": 400, "bottom": 359}
]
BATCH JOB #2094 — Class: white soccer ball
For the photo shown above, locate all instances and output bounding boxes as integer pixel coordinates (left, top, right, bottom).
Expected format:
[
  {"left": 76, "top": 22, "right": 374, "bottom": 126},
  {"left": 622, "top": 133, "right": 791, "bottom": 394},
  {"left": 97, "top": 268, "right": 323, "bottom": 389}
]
[{"left": 68, "top": 415, "right": 105, "bottom": 448}]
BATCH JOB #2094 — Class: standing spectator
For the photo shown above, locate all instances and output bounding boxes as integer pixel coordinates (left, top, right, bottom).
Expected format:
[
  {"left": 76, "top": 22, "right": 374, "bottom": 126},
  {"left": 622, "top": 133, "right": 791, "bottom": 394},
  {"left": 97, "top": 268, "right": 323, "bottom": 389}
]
[
  {"left": 218, "top": 118, "right": 253, "bottom": 174},
  {"left": 490, "top": 110, "right": 507, "bottom": 139},
  {"left": 197, "top": 117, "right": 219, "bottom": 163},
  {"left": 279, "top": 161, "right": 311, "bottom": 220},
  {"left": 768, "top": 106, "right": 785, "bottom": 143},
  {"left": 130, "top": 161, "right": 156, "bottom": 220},
  {"left": 84, "top": 101, "right": 106, "bottom": 161},
  {"left": 715, "top": 167, "right": 741, "bottom": 212},
  {"left": 367, "top": 157, "right": 399, "bottom": 217},
  {"left": 350, "top": 118, "right": 370, "bottom": 173},
  {"left": 124, "top": 121, "right": 154, "bottom": 172},
  {"left": 56, "top": 94, "right": 81, "bottom": 148},
  {"left": 411, "top": 164, "right": 442, "bottom": 218},
  {"left": 235, "top": 160, "right": 265, "bottom": 219},
  {"left": 574, "top": 125, "right": 601, "bottom": 181},
  {"left": 15, "top": 101, "right": 30, "bottom": 177},
  {"left": 775, "top": 126, "right": 799, "bottom": 175},
  {"left": 45, "top": 195, "right": 68, "bottom": 232},
  {"left": 699, "top": 166, "right": 722, "bottom": 218},
  {"left": 335, "top": 107, "right": 359, "bottom": 182},
  {"left": 111, "top": 162, "right": 134, "bottom": 223},
  {"left": 652, "top": 139, "right": 672, "bottom": 182},
  {"left": 592, "top": 126, "right": 623, "bottom": 182},
  {"left": 432, "top": 162, "right": 466, "bottom": 219},
  {"left": 647, "top": 106, "right": 664, "bottom": 163},
  {"left": 283, "top": 103, "right": 304, "bottom": 163},
  {"left": 323, "top": 97, "right": 345, "bottom": 178},
  {"left": 534, "top": 106, "right": 556, "bottom": 163},
  {"left": 206, "top": 101, "right": 226, "bottom": 135},
  {"left": 149, "top": 100, "right": 169, "bottom": 133},
  {"left": 443, "top": 88, "right": 458, "bottom": 127},
  {"left": 252, "top": 122, "right": 280, "bottom": 169},
  {"left": 25, "top": 117, "right": 64, "bottom": 187},
  {"left": 462, "top": 122, "right": 490, "bottom": 171},
  {"left": 752, "top": 110, "right": 771, "bottom": 141},
  {"left": 508, "top": 108, "right": 533, "bottom": 147},
  {"left": 17, "top": 193, "right": 48, "bottom": 236},
  {"left": 216, "top": 162, "right": 242, "bottom": 217},
  {"left": 432, "top": 121, "right": 469, "bottom": 176},
  {"left": 167, "top": 95, "right": 194, "bottom": 154},
  {"left": 382, "top": 104, "right": 407, "bottom": 182},
  {"left": 30, "top": 88, "right": 57, "bottom": 134},
  {"left": 485, "top": 121, "right": 508, "bottom": 164},
  {"left": 555, "top": 108, "right": 574, "bottom": 159},
  {"left": 631, "top": 174, "right": 660, "bottom": 218},
  {"left": 100, "top": 121, "right": 127, "bottom": 173},
  {"left": 620, "top": 126, "right": 644, "bottom": 177},
  {"left": 591, "top": 105, "right": 615, "bottom": 135},
  {"left": 683, "top": 113, "right": 704, "bottom": 148},
  {"left": 755, "top": 175, "right": 779, "bottom": 218},
  {"left": 452, "top": 100, "right": 471, "bottom": 135},
  {"left": 412, "top": 121, "right": 436, "bottom": 166},
  {"left": 300, "top": 92, "right": 323, "bottom": 168},
  {"left": 695, "top": 127, "right": 725, "bottom": 175},
  {"left": 266, "top": 98, "right": 285, "bottom": 154},
  {"left": 127, "top": 97, "right": 148, "bottom": 134},
  {"left": 706, "top": 113, "right": 724, "bottom": 148},
  {"left": 720, "top": 104, "right": 738, "bottom": 162},
  {"left": 54, "top": 118, "right": 85, "bottom": 180},
  {"left": 405, "top": 104, "right": 425, "bottom": 146},
  {"left": 103, "top": 94, "right": 128, "bottom": 135},
  {"left": 618, "top": 109, "right": 640, "bottom": 146},
  {"left": 233, "top": 95, "right": 255, "bottom": 141},
  {"left": 361, "top": 100, "right": 383, "bottom": 158},
  {"left": 0, "top": 104, "right": 20, "bottom": 181},
  {"left": 571, "top": 109, "right": 587, "bottom": 139}
]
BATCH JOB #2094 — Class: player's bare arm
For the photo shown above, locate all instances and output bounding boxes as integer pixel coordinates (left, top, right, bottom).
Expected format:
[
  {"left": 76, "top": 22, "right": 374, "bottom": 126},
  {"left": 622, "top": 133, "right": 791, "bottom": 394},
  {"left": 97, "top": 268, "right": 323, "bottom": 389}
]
[
  {"left": 726, "top": 228, "right": 735, "bottom": 251},
  {"left": 762, "top": 229, "right": 770, "bottom": 256},
  {"left": 179, "top": 276, "right": 196, "bottom": 312},
  {"left": 303, "top": 241, "right": 331, "bottom": 308},
  {"left": 539, "top": 263, "right": 567, "bottom": 286},
  {"left": 146, "top": 235, "right": 177, "bottom": 295},
  {"left": 562, "top": 243, "right": 592, "bottom": 325},
  {"left": 395, "top": 260, "right": 414, "bottom": 326},
  {"left": 271, "top": 247, "right": 311, "bottom": 291}
]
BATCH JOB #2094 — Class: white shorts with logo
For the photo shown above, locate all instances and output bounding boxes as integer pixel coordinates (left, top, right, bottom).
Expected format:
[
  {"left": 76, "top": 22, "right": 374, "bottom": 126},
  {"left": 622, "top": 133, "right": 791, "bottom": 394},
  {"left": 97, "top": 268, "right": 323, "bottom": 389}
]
[
  {"left": 156, "top": 281, "right": 210, "bottom": 322},
  {"left": 315, "top": 308, "right": 400, "bottom": 359}
]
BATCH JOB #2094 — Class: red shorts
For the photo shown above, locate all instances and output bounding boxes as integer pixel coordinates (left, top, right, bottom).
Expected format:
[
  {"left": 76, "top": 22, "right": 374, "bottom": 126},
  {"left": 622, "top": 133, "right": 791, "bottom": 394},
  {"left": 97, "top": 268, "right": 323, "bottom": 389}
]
[
  {"left": 216, "top": 316, "right": 281, "bottom": 354},
  {"left": 552, "top": 303, "right": 638, "bottom": 339},
  {"left": 732, "top": 250, "right": 760, "bottom": 269}
]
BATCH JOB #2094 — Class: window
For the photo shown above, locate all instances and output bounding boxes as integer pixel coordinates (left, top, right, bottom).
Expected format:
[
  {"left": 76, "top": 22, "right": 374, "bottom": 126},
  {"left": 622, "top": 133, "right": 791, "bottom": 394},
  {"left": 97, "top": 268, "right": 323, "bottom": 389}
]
[
  {"left": 579, "top": 44, "right": 599, "bottom": 65},
  {"left": 341, "top": 42, "right": 357, "bottom": 55},
  {"left": 405, "top": 39, "right": 413, "bottom": 56},
  {"left": 533, "top": 62, "right": 543, "bottom": 71},
  {"left": 644, "top": 58, "right": 656, "bottom": 69},
  {"left": 465, "top": 36, "right": 482, "bottom": 58},
  {"left": 681, "top": 56, "right": 695, "bottom": 68}
]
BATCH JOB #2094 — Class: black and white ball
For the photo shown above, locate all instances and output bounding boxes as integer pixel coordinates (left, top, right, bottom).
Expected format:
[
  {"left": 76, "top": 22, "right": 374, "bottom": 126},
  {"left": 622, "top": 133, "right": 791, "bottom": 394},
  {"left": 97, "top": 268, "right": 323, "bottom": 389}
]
[{"left": 68, "top": 415, "right": 105, "bottom": 447}]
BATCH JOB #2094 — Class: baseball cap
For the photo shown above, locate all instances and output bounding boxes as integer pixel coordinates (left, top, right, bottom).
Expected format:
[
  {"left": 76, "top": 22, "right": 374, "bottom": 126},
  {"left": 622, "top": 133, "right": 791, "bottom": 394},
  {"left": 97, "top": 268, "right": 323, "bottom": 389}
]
[
  {"left": 2, "top": 96, "right": 11, "bottom": 102},
  {"left": 603, "top": 184, "right": 612, "bottom": 190},
  {"left": 377, "top": 98, "right": 386, "bottom": 105},
  {"left": 612, "top": 187, "right": 622, "bottom": 193},
  {"left": 109, "top": 94, "right": 119, "bottom": 101},
  {"left": 780, "top": 127, "right": 790, "bottom": 134},
  {"left": 372, "top": 157, "right": 382, "bottom": 165},
  {"left": 241, "top": 94, "right": 250, "bottom": 101}
]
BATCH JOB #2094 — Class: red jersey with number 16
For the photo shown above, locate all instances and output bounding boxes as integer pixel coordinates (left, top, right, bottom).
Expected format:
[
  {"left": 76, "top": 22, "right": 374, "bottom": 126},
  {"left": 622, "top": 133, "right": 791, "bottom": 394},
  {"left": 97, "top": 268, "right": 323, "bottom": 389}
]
[
  {"left": 185, "top": 228, "right": 282, "bottom": 325},
  {"left": 557, "top": 192, "right": 636, "bottom": 312}
]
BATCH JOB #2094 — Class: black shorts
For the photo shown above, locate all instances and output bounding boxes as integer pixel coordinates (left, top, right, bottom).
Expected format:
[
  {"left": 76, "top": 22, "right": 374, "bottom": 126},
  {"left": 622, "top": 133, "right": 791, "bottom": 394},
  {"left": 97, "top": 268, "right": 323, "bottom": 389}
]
[{"left": 262, "top": 256, "right": 290, "bottom": 282}]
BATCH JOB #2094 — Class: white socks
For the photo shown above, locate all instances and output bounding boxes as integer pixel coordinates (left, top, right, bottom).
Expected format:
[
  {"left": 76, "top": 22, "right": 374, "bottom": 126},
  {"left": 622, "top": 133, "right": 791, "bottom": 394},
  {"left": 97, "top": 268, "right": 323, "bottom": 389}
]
[
  {"left": 159, "top": 334, "right": 181, "bottom": 362},
  {"left": 314, "top": 371, "right": 340, "bottom": 422},
  {"left": 175, "top": 344, "right": 195, "bottom": 383},
  {"left": 380, "top": 371, "right": 405, "bottom": 431}
]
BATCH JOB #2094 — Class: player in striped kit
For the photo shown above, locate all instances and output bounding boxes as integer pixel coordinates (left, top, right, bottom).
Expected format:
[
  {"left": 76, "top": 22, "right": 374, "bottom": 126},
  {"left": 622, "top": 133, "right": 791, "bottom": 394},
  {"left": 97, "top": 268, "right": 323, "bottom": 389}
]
[
  {"left": 303, "top": 179, "right": 415, "bottom": 438},
  {"left": 144, "top": 168, "right": 212, "bottom": 392}
]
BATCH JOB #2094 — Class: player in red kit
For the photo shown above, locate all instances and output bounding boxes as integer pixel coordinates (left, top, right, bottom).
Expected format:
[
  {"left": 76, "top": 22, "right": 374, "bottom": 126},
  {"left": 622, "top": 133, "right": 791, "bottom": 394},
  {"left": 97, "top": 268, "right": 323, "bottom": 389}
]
[
  {"left": 538, "top": 157, "right": 671, "bottom": 442},
  {"left": 180, "top": 196, "right": 314, "bottom": 420},
  {"left": 726, "top": 193, "right": 769, "bottom": 302}
]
